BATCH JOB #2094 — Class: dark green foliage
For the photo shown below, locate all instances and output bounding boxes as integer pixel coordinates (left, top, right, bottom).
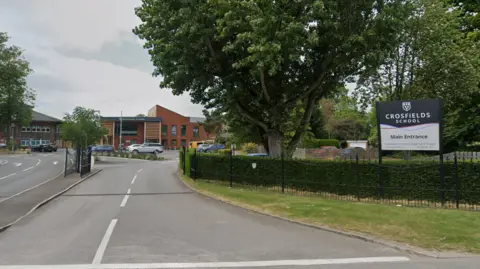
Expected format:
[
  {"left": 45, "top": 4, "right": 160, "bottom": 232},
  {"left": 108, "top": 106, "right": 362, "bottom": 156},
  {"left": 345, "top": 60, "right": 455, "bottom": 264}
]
[
  {"left": 185, "top": 154, "right": 480, "bottom": 205},
  {"left": 302, "top": 138, "right": 340, "bottom": 148}
]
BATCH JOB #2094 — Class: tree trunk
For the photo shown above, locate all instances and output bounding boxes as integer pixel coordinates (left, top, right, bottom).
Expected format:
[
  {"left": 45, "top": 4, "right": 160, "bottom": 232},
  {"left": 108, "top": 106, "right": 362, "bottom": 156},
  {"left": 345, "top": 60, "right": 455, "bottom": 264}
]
[{"left": 267, "top": 130, "right": 283, "bottom": 157}]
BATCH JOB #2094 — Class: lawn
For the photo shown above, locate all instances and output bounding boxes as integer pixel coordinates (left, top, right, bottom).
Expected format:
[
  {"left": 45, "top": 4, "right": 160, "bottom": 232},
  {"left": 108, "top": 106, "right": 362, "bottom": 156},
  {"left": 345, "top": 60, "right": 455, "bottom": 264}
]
[{"left": 180, "top": 174, "right": 480, "bottom": 254}]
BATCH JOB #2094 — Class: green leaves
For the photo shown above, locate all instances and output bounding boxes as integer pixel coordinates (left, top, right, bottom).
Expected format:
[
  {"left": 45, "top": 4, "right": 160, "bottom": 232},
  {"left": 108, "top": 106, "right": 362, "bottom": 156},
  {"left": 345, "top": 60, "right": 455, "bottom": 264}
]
[
  {"left": 134, "top": 0, "right": 411, "bottom": 156},
  {"left": 0, "top": 32, "right": 35, "bottom": 139},
  {"left": 61, "top": 107, "right": 107, "bottom": 148}
]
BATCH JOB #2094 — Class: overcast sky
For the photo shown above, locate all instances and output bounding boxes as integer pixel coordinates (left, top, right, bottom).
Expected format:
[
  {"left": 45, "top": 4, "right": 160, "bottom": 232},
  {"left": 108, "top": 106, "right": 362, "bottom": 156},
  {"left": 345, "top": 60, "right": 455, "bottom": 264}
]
[{"left": 0, "top": 0, "right": 205, "bottom": 119}]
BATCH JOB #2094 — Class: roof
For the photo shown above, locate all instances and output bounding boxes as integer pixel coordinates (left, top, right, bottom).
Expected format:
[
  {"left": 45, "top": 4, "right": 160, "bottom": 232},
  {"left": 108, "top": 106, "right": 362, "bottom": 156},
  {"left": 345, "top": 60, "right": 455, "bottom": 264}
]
[
  {"left": 101, "top": 116, "right": 162, "bottom": 122},
  {"left": 189, "top": 117, "right": 206, "bottom": 123},
  {"left": 33, "top": 111, "right": 62, "bottom": 123}
]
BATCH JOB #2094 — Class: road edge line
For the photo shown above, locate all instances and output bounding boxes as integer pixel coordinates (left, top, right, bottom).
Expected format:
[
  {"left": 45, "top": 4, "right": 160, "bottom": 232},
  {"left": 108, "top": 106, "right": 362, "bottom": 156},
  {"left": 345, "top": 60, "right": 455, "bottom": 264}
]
[
  {"left": 175, "top": 171, "right": 475, "bottom": 259},
  {"left": 0, "top": 169, "right": 103, "bottom": 233}
]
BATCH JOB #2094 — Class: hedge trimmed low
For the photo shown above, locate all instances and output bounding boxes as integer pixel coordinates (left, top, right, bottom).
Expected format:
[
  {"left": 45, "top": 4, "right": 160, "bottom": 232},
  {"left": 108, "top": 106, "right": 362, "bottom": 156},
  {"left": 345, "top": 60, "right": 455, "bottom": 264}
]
[
  {"left": 181, "top": 152, "right": 480, "bottom": 205},
  {"left": 302, "top": 138, "right": 340, "bottom": 148}
]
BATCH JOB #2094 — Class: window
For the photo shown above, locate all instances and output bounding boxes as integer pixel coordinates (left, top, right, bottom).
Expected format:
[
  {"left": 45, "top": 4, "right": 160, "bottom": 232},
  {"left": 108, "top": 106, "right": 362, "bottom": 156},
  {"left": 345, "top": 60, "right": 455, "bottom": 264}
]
[
  {"left": 193, "top": 126, "right": 199, "bottom": 137},
  {"left": 171, "top": 125, "right": 177, "bottom": 136},
  {"left": 181, "top": 139, "right": 186, "bottom": 147},
  {"left": 181, "top": 125, "right": 186, "bottom": 136},
  {"left": 21, "top": 127, "right": 26, "bottom": 132},
  {"left": 41, "top": 127, "right": 46, "bottom": 132},
  {"left": 45, "top": 128, "right": 50, "bottom": 133},
  {"left": 27, "top": 127, "right": 31, "bottom": 132},
  {"left": 171, "top": 139, "right": 177, "bottom": 147},
  {"left": 161, "top": 125, "right": 167, "bottom": 136}
]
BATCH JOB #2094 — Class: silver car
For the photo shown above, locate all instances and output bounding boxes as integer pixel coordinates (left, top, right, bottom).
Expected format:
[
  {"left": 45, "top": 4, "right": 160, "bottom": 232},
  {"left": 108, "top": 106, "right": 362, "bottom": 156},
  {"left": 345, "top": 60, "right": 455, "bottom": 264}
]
[{"left": 131, "top": 143, "right": 164, "bottom": 154}]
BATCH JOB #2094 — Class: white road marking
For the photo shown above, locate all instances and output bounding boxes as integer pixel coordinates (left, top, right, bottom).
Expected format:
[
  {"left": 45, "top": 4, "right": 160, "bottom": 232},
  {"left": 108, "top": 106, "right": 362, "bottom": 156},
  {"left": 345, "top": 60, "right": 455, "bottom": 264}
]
[
  {"left": 53, "top": 161, "right": 58, "bottom": 165},
  {"left": 131, "top": 175, "right": 137, "bottom": 184},
  {"left": 14, "top": 163, "right": 22, "bottom": 167},
  {"left": 92, "top": 219, "right": 118, "bottom": 264},
  {"left": 0, "top": 256, "right": 411, "bottom": 268},
  {"left": 0, "top": 170, "right": 64, "bottom": 204},
  {"left": 36, "top": 159, "right": 41, "bottom": 166},
  {"left": 22, "top": 166, "right": 34, "bottom": 172},
  {"left": 120, "top": 189, "right": 131, "bottom": 207},
  {"left": 0, "top": 160, "right": 7, "bottom": 165},
  {"left": 0, "top": 173, "right": 16, "bottom": 180},
  {"left": 127, "top": 188, "right": 131, "bottom": 194},
  {"left": 137, "top": 168, "right": 143, "bottom": 173}
]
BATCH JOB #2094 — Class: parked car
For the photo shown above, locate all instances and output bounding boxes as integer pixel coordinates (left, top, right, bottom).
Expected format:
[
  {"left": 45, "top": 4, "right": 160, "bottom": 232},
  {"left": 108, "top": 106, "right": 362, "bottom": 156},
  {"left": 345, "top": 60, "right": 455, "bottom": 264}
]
[
  {"left": 131, "top": 143, "right": 164, "bottom": 154},
  {"left": 0, "top": 143, "right": 7, "bottom": 149},
  {"left": 91, "top": 145, "right": 114, "bottom": 153},
  {"left": 203, "top": 144, "right": 226, "bottom": 153},
  {"left": 127, "top": 144, "right": 141, "bottom": 151},
  {"left": 197, "top": 144, "right": 212, "bottom": 152},
  {"left": 31, "top": 143, "right": 55, "bottom": 152},
  {"left": 50, "top": 143, "right": 57, "bottom": 152}
]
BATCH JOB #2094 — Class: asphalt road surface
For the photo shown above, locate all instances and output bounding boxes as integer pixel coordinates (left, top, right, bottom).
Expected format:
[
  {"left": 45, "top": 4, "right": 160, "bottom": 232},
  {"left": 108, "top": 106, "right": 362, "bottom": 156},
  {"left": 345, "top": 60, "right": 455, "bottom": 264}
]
[
  {"left": 0, "top": 150, "right": 65, "bottom": 200},
  {"left": 0, "top": 154, "right": 478, "bottom": 268}
]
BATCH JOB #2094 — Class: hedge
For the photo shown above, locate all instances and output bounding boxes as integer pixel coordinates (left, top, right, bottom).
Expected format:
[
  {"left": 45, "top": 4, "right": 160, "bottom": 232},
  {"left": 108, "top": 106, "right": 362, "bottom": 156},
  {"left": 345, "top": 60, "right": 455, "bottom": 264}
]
[{"left": 182, "top": 153, "right": 480, "bottom": 205}]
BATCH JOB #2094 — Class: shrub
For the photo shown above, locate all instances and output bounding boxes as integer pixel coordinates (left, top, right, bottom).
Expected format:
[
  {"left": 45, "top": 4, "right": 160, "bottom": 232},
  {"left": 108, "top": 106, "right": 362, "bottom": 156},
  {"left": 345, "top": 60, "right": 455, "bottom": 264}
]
[
  {"left": 185, "top": 154, "right": 480, "bottom": 204},
  {"left": 218, "top": 149, "right": 231, "bottom": 156},
  {"left": 243, "top": 142, "right": 257, "bottom": 153}
]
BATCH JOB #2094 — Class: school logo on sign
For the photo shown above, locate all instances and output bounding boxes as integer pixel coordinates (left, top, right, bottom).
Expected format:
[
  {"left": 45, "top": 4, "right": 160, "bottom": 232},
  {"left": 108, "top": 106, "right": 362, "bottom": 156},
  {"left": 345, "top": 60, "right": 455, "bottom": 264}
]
[{"left": 402, "top": 102, "right": 412, "bottom": 112}]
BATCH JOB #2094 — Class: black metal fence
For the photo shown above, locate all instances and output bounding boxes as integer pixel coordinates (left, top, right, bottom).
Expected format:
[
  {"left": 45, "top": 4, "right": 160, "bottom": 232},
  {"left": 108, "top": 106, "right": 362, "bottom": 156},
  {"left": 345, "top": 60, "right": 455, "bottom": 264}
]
[
  {"left": 64, "top": 148, "right": 77, "bottom": 178},
  {"left": 184, "top": 149, "right": 480, "bottom": 211},
  {"left": 80, "top": 148, "right": 92, "bottom": 177}
]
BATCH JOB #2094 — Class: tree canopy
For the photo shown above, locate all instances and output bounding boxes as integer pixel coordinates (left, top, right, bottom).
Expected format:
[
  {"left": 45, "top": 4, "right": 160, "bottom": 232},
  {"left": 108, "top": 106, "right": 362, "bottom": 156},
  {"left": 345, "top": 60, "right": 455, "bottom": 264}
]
[
  {"left": 0, "top": 32, "right": 35, "bottom": 141},
  {"left": 61, "top": 107, "right": 107, "bottom": 149},
  {"left": 134, "top": 0, "right": 411, "bottom": 156}
]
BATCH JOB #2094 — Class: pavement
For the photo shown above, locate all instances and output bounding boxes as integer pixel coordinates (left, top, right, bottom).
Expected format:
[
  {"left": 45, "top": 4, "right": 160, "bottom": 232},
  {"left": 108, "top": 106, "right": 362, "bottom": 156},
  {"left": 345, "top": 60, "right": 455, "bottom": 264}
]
[{"left": 0, "top": 151, "right": 478, "bottom": 268}]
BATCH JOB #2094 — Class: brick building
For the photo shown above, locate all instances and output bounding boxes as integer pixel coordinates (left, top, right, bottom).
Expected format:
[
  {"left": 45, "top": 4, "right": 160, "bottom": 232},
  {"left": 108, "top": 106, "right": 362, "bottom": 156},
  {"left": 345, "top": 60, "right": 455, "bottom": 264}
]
[
  {"left": 0, "top": 111, "right": 63, "bottom": 147},
  {"left": 100, "top": 105, "right": 213, "bottom": 149}
]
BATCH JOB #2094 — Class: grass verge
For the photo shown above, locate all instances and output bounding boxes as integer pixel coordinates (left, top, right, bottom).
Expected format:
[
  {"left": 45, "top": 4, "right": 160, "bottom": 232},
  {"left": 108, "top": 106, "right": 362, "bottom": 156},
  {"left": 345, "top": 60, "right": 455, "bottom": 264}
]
[{"left": 180, "top": 173, "right": 480, "bottom": 254}]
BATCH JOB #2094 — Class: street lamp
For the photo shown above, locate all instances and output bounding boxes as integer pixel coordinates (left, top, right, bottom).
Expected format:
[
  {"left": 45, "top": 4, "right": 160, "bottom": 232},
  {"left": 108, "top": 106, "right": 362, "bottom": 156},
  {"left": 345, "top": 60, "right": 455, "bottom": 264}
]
[{"left": 10, "top": 123, "right": 15, "bottom": 152}]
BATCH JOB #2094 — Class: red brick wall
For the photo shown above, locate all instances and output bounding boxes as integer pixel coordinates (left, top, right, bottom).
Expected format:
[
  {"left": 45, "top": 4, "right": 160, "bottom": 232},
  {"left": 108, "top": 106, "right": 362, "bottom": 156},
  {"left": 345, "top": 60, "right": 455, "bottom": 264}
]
[{"left": 151, "top": 105, "right": 210, "bottom": 149}]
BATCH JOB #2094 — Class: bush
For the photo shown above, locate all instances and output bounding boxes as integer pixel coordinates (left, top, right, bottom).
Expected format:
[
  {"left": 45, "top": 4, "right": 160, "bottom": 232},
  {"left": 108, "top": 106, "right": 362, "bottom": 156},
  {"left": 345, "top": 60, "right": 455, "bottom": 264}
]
[
  {"left": 243, "top": 142, "right": 257, "bottom": 153},
  {"left": 185, "top": 154, "right": 480, "bottom": 204},
  {"left": 302, "top": 138, "right": 340, "bottom": 148}
]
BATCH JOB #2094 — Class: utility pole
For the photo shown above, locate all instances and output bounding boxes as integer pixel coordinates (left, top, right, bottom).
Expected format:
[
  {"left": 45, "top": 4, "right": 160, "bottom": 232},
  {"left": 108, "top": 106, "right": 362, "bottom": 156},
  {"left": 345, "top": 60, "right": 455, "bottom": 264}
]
[{"left": 119, "top": 111, "right": 123, "bottom": 150}]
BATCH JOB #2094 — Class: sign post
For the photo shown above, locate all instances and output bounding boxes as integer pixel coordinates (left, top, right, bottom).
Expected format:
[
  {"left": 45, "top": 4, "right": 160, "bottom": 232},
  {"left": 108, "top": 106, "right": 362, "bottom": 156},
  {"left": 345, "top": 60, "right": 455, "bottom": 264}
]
[{"left": 376, "top": 99, "right": 444, "bottom": 204}]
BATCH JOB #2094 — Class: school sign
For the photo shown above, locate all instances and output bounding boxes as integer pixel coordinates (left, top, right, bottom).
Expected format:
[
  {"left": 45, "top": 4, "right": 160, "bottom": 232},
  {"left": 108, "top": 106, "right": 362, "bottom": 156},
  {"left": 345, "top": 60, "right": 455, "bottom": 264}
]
[{"left": 376, "top": 99, "right": 442, "bottom": 151}]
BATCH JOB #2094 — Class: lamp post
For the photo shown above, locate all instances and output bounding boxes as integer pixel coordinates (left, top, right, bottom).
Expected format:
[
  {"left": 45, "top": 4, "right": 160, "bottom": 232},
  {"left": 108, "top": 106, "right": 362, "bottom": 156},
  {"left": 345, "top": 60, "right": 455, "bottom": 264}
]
[
  {"left": 10, "top": 123, "right": 15, "bottom": 152},
  {"left": 119, "top": 111, "right": 123, "bottom": 150}
]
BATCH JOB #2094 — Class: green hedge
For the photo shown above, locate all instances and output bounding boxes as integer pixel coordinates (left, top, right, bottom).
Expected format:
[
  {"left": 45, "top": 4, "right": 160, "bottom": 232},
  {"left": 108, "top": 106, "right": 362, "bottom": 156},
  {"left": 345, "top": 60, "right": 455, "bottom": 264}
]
[{"left": 184, "top": 154, "right": 480, "bottom": 204}]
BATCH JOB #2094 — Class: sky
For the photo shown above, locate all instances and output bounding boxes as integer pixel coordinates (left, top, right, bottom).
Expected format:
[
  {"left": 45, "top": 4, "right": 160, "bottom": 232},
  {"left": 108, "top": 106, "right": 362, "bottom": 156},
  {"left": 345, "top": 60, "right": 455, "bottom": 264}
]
[{"left": 0, "top": 0, "right": 205, "bottom": 119}]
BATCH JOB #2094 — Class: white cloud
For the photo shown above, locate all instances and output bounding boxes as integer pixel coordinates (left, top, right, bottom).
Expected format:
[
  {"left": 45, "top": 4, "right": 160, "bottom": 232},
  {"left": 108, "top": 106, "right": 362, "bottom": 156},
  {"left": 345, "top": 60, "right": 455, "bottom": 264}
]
[{"left": 0, "top": 0, "right": 205, "bottom": 119}]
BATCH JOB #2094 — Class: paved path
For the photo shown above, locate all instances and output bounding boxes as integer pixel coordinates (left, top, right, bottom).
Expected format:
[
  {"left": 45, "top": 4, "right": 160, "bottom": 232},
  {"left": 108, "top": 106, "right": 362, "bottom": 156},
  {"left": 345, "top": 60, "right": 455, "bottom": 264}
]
[
  {"left": 0, "top": 157, "right": 478, "bottom": 268},
  {"left": 0, "top": 151, "right": 65, "bottom": 199}
]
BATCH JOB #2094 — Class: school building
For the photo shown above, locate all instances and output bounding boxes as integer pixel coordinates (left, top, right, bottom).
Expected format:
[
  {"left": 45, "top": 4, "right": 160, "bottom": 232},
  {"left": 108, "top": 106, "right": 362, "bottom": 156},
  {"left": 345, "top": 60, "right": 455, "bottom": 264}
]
[{"left": 100, "top": 105, "right": 214, "bottom": 149}]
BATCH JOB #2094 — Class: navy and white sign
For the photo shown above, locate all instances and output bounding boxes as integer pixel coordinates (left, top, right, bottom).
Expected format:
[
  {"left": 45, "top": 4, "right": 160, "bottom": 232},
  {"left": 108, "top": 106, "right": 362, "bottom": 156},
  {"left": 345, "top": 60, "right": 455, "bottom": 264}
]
[{"left": 376, "top": 99, "right": 441, "bottom": 151}]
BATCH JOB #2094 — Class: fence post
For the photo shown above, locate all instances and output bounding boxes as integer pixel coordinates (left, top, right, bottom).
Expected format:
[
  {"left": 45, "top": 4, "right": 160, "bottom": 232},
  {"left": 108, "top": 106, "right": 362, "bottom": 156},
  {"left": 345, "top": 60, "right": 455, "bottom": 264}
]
[
  {"left": 192, "top": 149, "right": 197, "bottom": 181},
  {"left": 183, "top": 147, "right": 186, "bottom": 175},
  {"left": 281, "top": 151, "right": 285, "bottom": 193},
  {"left": 454, "top": 152, "right": 460, "bottom": 209},
  {"left": 440, "top": 152, "right": 446, "bottom": 207},
  {"left": 356, "top": 153, "right": 360, "bottom": 201},
  {"left": 229, "top": 149, "right": 233, "bottom": 187},
  {"left": 64, "top": 147, "right": 68, "bottom": 178}
]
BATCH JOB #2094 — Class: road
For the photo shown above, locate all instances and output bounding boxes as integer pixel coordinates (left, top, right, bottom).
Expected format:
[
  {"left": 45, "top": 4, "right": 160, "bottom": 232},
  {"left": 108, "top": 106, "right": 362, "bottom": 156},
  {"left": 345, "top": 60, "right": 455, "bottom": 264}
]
[
  {"left": 0, "top": 152, "right": 478, "bottom": 268},
  {"left": 0, "top": 150, "right": 65, "bottom": 199}
]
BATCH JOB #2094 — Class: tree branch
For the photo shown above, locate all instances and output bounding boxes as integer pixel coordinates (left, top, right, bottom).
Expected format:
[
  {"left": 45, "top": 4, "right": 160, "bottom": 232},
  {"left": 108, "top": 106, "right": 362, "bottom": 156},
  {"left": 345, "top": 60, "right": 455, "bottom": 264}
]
[
  {"left": 259, "top": 68, "right": 271, "bottom": 104},
  {"left": 283, "top": 54, "right": 336, "bottom": 108},
  {"left": 235, "top": 101, "right": 268, "bottom": 132},
  {"left": 287, "top": 89, "right": 319, "bottom": 153}
]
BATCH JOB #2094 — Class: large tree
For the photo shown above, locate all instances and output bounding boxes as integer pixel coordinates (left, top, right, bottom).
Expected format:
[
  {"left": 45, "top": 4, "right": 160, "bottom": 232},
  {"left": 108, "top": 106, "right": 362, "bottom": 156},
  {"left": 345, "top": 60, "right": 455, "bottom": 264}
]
[
  {"left": 356, "top": 0, "right": 480, "bottom": 149},
  {"left": 0, "top": 33, "right": 35, "bottom": 144},
  {"left": 134, "top": 0, "right": 412, "bottom": 156},
  {"left": 61, "top": 107, "right": 107, "bottom": 149}
]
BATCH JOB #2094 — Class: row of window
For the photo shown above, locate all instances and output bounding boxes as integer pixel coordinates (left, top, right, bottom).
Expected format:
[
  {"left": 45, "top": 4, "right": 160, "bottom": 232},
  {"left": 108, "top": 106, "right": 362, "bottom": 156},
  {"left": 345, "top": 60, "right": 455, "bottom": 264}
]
[
  {"left": 20, "top": 139, "right": 51, "bottom": 146},
  {"left": 162, "top": 139, "right": 188, "bottom": 148},
  {"left": 21, "top": 126, "right": 51, "bottom": 133},
  {"left": 161, "top": 125, "right": 199, "bottom": 137}
]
